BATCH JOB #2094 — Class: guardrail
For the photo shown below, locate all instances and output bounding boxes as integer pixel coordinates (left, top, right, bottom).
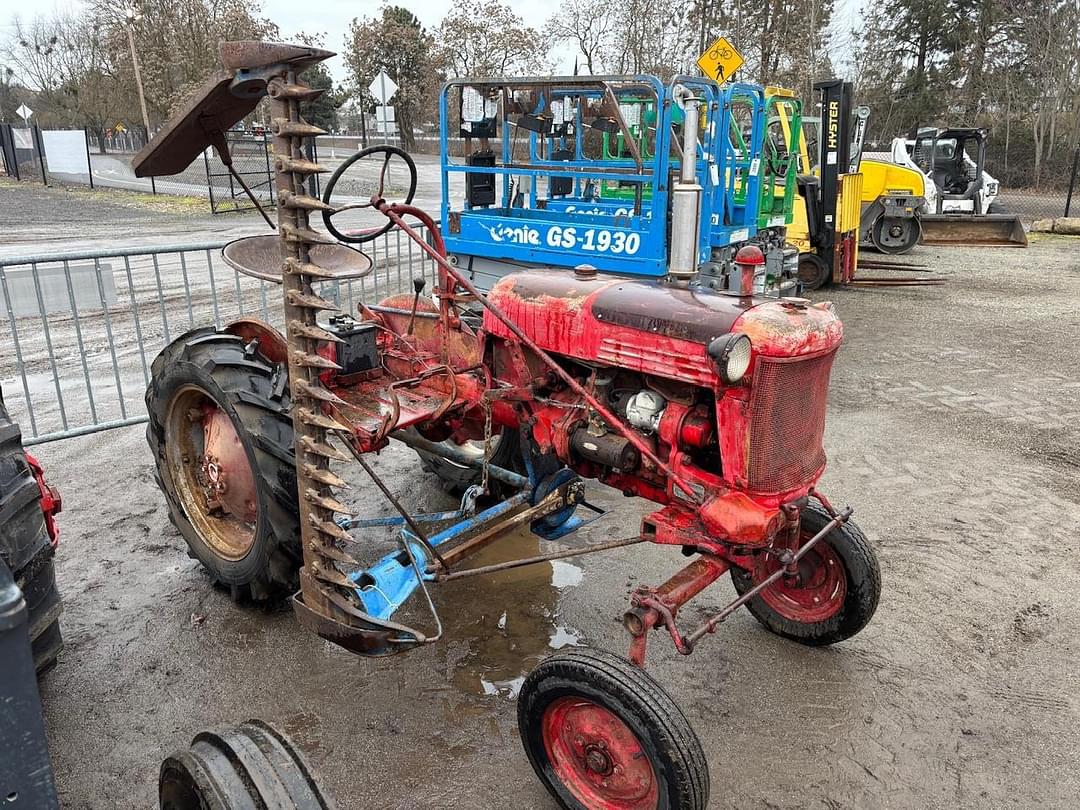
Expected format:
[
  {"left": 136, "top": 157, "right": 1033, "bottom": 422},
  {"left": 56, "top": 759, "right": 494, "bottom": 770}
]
[{"left": 0, "top": 227, "right": 437, "bottom": 445}]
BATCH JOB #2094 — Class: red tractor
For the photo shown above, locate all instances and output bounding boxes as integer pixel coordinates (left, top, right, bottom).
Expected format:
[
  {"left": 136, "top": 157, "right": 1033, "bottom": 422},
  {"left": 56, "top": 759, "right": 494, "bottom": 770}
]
[{"left": 135, "top": 42, "right": 879, "bottom": 810}]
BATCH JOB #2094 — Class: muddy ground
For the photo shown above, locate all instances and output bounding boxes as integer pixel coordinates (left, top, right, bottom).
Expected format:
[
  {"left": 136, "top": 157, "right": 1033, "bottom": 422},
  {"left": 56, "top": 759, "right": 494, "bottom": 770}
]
[{"left": 12, "top": 201, "right": 1080, "bottom": 809}]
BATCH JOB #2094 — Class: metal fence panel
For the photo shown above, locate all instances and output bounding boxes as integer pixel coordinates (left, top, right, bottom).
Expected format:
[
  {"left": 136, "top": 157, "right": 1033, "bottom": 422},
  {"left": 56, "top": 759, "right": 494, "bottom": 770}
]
[
  {"left": 0, "top": 226, "right": 438, "bottom": 445},
  {"left": 205, "top": 130, "right": 276, "bottom": 214}
]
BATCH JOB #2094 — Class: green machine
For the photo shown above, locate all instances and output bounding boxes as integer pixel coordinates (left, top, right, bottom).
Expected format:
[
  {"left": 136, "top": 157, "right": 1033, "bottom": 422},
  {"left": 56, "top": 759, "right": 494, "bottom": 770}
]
[{"left": 758, "top": 87, "right": 802, "bottom": 230}]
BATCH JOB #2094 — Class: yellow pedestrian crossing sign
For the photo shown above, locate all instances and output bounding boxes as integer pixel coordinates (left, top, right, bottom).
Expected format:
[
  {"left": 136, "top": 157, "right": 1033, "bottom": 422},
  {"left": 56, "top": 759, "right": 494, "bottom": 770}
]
[
  {"left": 697, "top": 36, "right": 744, "bottom": 84},
  {"left": 115, "top": 122, "right": 127, "bottom": 133}
]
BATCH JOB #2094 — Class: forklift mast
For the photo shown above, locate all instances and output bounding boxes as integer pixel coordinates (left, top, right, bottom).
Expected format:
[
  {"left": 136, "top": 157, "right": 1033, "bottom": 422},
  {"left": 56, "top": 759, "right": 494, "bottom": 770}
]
[{"left": 813, "top": 78, "right": 853, "bottom": 269}]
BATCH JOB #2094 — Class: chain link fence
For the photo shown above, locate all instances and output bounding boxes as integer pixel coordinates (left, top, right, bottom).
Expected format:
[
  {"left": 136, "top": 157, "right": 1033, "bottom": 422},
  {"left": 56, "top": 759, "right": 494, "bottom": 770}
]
[{"left": 204, "top": 130, "right": 276, "bottom": 214}]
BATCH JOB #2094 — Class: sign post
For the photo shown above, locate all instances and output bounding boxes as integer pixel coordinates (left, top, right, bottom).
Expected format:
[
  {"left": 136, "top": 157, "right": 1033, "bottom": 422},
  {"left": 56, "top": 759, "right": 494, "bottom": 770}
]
[
  {"left": 16, "top": 104, "right": 33, "bottom": 125},
  {"left": 368, "top": 70, "right": 398, "bottom": 145},
  {"left": 697, "top": 37, "right": 744, "bottom": 84}
]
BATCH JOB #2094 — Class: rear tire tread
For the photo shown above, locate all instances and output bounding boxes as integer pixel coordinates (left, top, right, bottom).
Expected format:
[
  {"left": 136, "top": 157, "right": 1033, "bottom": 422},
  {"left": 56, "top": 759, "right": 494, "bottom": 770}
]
[
  {"left": 0, "top": 390, "right": 63, "bottom": 674},
  {"left": 146, "top": 330, "right": 300, "bottom": 603}
]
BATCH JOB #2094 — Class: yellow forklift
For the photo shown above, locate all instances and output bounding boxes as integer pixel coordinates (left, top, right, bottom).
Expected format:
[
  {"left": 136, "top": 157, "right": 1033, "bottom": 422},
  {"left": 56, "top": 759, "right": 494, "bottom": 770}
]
[{"left": 787, "top": 80, "right": 940, "bottom": 288}]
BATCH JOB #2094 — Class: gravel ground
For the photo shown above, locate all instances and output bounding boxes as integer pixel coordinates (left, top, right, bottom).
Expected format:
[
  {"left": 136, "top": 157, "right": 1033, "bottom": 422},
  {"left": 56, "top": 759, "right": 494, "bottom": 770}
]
[
  {"left": 0, "top": 179, "right": 265, "bottom": 262},
  {"left": 9, "top": 201, "right": 1080, "bottom": 809}
]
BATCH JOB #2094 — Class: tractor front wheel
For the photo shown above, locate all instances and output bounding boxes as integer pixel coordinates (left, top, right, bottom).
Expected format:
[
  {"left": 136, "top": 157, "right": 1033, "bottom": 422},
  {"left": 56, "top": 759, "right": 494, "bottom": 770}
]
[
  {"left": 731, "top": 502, "right": 880, "bottom": 645},
  {"left": 518, "top": 647, "right": 709, "bottom": 810},
  {"left": 146, "top": 328, "right": 300, "bottom": 603}
]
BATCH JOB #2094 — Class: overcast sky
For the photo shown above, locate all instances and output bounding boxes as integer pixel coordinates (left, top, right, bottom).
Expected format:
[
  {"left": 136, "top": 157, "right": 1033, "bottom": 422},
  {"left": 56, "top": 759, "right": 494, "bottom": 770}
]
[{"left": 2, "top": 0, "right": 862, "bottom": 82}]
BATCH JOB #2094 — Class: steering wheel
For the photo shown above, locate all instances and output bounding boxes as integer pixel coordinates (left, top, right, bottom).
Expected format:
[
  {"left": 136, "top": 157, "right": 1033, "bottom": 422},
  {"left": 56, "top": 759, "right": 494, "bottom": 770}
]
[{"left": 321, "top": 145, "right": 418, "bottom": 244}]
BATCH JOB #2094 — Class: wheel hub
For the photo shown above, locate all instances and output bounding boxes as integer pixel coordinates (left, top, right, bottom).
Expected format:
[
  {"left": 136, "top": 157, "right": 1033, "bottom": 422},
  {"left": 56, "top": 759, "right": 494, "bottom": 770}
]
[
  {"left": 542, "top": 696, "right": 658, "bottom": 809},
  {"left": 165, "top": 387, "right": 259, "bottom": 562},
  {"left": 755, "top": 540, "right": 846, "bottom": 623},
  {"left": 198, "top": 406, "right": 257, "bottom": 522},
  {"left": 584, "top": 745, "right": 613, "bottom": 776}
]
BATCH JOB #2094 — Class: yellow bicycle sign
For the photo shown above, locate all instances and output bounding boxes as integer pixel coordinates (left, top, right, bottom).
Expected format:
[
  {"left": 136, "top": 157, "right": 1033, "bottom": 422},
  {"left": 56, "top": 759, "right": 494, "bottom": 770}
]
[{"left": 697, "top": 36, "right": 744, "bottom": 84}]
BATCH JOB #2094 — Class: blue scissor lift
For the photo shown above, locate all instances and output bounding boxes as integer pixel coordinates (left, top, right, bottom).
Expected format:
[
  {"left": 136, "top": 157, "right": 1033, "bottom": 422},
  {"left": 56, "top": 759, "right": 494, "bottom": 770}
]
[{"left": 438, "top": 75, "right": 769, "bottom": 289}]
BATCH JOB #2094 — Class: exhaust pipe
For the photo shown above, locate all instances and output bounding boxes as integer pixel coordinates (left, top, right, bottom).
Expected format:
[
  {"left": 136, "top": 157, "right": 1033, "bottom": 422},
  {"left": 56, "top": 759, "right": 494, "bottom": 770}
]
[{"left": 668, "top": 85, "right": 703, "bottom": 281}]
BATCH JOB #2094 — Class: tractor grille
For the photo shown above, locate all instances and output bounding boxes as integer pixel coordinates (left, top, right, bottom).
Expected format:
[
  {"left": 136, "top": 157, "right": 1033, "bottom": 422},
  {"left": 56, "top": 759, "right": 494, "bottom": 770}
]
[{"left": 746, "top": 349, "right": 837, "bottom": 493}]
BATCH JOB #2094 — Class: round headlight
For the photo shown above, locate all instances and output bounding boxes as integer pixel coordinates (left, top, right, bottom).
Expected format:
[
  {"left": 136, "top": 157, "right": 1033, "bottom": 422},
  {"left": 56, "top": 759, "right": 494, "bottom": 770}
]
[{"left": 707, "top": 333, "right": 752, "bottom": 384}]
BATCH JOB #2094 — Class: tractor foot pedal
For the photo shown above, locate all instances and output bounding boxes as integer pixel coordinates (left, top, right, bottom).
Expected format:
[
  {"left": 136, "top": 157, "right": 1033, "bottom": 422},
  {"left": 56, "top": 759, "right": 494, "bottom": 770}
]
[{"left": 291, "top": 571, "right": 425, "bottom": 657}]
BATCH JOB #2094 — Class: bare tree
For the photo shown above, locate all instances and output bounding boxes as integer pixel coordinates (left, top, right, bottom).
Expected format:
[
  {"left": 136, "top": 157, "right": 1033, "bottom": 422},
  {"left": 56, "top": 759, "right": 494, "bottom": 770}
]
[
  {"left": 544, "top": 0, "right": 617, "bottom": 75},
  {"left": 434, "top": 0, "right": 548, "bottom": 76}
]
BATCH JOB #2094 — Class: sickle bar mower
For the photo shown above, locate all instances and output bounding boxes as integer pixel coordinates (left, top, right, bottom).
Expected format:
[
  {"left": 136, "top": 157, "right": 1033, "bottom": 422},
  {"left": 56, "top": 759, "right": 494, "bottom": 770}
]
[{"left": 134, "top": 40, "right": 881, "bottom": 810}]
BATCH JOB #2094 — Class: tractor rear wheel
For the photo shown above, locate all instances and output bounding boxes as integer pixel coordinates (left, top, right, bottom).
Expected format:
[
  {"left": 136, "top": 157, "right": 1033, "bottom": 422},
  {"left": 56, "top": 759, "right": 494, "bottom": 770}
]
[
  {"left": 731, "top": 502, "right": 880, "bottom": 645},
  {"left": 159, "top": 720, "right": 334, "bottom": 809},
  {"left": 797, "top": 253, "right": 830, "bottom": 291},
  {"left": 146, "top": 328, "right": 300, "bottom": 603},
  {"left": 0, "top": 388, "right": 63, "bottom": 675},
  {"left": 519, "top": 647, "right": 709, "bottom": 810},
  {"left": 870, "top": 215, "right": 921, "bottom": 254}
]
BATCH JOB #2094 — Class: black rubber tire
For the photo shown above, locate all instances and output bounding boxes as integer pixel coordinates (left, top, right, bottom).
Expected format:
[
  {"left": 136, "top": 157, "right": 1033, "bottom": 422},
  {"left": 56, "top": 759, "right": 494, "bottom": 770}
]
[
  {"left": 159, "top": 719, "right": 335, "bottom": 809},
  {"left": 413, "top": 428, "right": 521, "bottom": 496},
  {"left": 870, "top": 215, "right": 922, "bottom": 255},
  {"left": 731, "top": 502, "right": 881, "bottom": 646},
  {"left": 145, "top": 328, "right": 301, "bottom": 603},
  {"left": 797, "top": 252, "right": 830, "bottom": 291},
  {"left": 0, "top": 387, "right": 63, "bottom": 675},
  {"left": 518, "top": 647, "right": 709, "bottom": 810},
  {"left": 987, "top": 201, "right": 1007, "bottom": 214}
]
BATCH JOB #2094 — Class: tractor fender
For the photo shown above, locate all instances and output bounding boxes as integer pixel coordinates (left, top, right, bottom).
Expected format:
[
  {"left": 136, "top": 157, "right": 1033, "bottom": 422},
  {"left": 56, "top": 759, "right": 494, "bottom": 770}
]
[{"left": 224, "top": 318, "right": 288, "bottom": 365}]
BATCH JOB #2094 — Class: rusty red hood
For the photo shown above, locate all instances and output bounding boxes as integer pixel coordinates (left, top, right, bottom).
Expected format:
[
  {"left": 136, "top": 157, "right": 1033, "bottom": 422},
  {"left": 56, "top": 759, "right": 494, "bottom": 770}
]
[{"left": 484, "top": 270, "right": 842, "bottom": 367}]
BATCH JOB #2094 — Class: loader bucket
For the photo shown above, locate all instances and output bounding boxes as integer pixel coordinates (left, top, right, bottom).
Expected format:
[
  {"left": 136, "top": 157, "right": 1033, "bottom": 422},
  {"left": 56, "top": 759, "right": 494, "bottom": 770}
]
[{"left": 919, "top": 214, "right": 1028, "bottom": 247}]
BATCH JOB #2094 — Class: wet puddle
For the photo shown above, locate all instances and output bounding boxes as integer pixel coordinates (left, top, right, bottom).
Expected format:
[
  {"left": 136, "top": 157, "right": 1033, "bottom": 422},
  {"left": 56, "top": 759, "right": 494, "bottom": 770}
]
[{"left": 433, "top": 528, "right": 586, "bottom": 699}]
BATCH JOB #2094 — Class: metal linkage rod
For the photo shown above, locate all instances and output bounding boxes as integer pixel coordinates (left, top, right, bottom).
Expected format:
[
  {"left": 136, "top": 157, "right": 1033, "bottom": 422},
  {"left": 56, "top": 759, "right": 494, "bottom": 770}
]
[
  {"left": 339, "top": 435, "right": 449, "bottom": 571},
  {"left": 389, "top": 429, "right": 529, "bottom": 489},
  {"left": 436, "top": 535, "right": 646, "bottom": 582}
]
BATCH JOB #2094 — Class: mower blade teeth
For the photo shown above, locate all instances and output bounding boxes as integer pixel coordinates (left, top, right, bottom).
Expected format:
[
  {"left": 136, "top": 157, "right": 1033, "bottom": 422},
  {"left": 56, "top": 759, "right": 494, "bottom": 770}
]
[
  {"left": 272, "top": 119, "right": 328, "bottom": 138},
  {"left": 292, "top": 350, "right": 341, "bottom": 370},
  {"left": 288, "top": 319, "right": 345, "bottom": 343},
  {"left": 280, "top": 223, "right": 335, "bottom": 244},
  {"left": 299, "top": 435, "right": 351, "bottom": 462},
  {"left": 293, "top": 379, "right": 347, "bottom": 405},
  {"left": 281, "top": 192, "right": 333, "bottom": 211},
  {"left": 284, "top": 258, "right": 338, "bottom": 280},
  {"left": 309, "top": 560, "right": 358, "bottom": 589},
  {"left": 303, "top": 464, "right": 350, "bottom": 490},
  {"left": 308, "top": 514, "right": 354, "bottom": 542},
  {"left": 268, "top": 81, "right": 325, "bottom": 101},
  {"left": 306, "top": 488, "right": 356, "bottom": 516},
  {"left": 297, "top": 407, "right": 352, "bottom": 433},
  {"left": 286, "top": 290, "right": 339, "bottom": 311},
  {"left": 310, "top": 542, "right": 358, "bottom": 565},
  {"left": 274, "top": 156, "right": 327, "bottom": 176}
]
